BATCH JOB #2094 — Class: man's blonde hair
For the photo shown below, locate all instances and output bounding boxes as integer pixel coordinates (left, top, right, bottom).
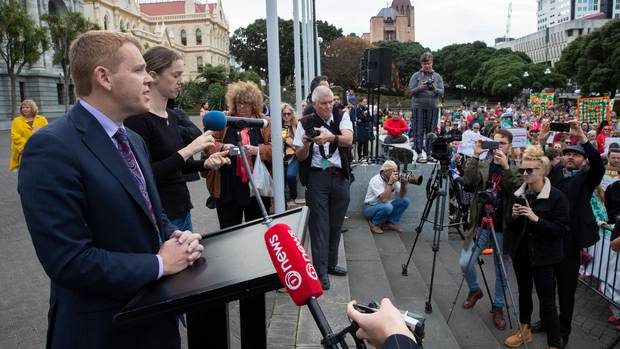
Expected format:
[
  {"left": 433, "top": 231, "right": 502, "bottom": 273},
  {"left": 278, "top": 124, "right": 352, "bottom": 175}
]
[{"left": 69, "top": 31, "right": 143, "bottom": 97}]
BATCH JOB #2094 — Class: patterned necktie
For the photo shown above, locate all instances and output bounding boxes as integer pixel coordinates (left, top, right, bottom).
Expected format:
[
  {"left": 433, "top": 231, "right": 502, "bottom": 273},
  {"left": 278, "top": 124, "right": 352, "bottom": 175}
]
[{"left": 113, "top": 128, "right": 161, "bottom": 239}]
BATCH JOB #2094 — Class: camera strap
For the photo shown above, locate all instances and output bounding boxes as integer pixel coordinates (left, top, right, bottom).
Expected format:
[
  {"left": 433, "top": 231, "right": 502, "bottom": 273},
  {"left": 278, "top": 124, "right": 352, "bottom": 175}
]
[{"left": 313, "top": 114, "right": 339, "bottom": 160}]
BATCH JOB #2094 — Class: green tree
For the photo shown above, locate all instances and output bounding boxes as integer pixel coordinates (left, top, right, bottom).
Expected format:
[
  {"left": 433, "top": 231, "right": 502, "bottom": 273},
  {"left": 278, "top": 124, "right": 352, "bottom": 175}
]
[
  {"left": 0, "top": 0, "right": 49, "bottom": 117},
  {"left": 230, "top": 18, "right": 343, "bottom": 83},
  {"left": 433, "top": 41, "right": 497, "bottom": 90},
  {"left": 373, "top": 40, "right": 428, "bottom": 88},
  {"left": 42, "top": 10, "right": 98, "bottom": 111},
  {"left": 206, "top": 82, "right": 226, "bottom": 111},
  {"left": 322, "top": 36, "right": 372, "bottom": 90},
  {"left": 556, "top": 19, "right": 619, "bottom": 97}
]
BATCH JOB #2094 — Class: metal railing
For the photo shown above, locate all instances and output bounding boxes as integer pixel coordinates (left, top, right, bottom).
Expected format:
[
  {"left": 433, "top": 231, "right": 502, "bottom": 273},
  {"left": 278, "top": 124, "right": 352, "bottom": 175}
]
[{"left": 579, "top": 224, "right": 620, "bottom": 349}]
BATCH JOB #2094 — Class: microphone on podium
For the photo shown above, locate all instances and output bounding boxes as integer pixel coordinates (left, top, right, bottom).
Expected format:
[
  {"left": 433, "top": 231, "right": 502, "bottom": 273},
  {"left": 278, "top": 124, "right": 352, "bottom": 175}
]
[
  {"left": 203, "top": 110, "right": 269, "bottom": 131},
  {"left": 264, "top": 224, "right": 343, "bottom": 348}
]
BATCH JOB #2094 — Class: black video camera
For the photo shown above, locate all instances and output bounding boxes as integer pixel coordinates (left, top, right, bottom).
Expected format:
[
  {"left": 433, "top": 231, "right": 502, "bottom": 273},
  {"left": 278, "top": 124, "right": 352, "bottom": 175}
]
[
  {"left": 431, "top": 133, "right": 462, "bottom": 162},
  {"left": 305, "top": 128, "right": 321, "bottom": 138},
  {"left": 478, "top": 189, "right": 498, "bottom": 206}
]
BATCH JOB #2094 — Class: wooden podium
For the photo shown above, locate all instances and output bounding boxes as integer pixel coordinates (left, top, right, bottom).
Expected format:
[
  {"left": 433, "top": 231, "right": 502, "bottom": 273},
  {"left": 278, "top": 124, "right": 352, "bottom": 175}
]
[{"left": 114, "top": 207, "right": 309, "bottom": 348}]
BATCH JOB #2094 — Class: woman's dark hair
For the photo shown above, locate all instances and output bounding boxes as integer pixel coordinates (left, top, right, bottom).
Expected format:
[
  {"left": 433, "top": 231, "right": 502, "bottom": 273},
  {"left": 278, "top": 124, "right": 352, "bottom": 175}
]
[
  {"left": 143, "top": 46, "right": 182, "bottom": 74},
  {"left": 597, "top": 120, "right": 610, "bottom": 134}
]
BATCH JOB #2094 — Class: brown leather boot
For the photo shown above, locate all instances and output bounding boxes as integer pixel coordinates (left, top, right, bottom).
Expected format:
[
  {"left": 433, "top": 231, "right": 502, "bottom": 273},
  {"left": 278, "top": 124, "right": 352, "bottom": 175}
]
[
  {"left": 504, "top": 324, "right": 532, "bottom": 348},
  {"left": 367, "top": 220, "right": 383, "bottom": 234},
  {"left": 462, "top": 288, "right": 483, "bottom": 309},
  {"left": 490, "top": 306, "right": 506, "bottom": 330}
]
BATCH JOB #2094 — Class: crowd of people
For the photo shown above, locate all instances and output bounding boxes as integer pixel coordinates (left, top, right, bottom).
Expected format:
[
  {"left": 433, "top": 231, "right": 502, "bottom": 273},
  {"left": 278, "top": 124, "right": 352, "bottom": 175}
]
[{"left": 11, "top": 31, "right": 620, "bottom": 349}]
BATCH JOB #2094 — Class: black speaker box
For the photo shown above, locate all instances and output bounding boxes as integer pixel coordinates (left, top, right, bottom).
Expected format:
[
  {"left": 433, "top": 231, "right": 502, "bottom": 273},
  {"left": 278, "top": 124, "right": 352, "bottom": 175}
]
[{"left": 359, "top": 48, "right": 393, "bottom": 88}]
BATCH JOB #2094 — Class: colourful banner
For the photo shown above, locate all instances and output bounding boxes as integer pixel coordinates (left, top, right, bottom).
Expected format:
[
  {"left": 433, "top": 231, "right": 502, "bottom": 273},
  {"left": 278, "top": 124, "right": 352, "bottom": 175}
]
[
  {"left": 529, "top": 93, "right": 555, "bottom": 117},
  {"left": 577, "top": 97, "right": 612, "bottom": 125}
]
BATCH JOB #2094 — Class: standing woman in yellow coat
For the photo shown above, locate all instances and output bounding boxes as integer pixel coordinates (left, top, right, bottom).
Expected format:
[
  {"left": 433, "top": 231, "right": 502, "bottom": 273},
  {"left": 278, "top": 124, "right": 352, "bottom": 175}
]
[{"left": 10, "top": 100, "right": 48, "bottom": 171}]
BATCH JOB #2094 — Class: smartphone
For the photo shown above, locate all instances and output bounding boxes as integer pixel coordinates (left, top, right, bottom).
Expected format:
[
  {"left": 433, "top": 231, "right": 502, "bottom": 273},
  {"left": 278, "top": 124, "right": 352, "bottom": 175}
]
[
  {"left": 481, "top": 141, "right": 500, "bottom": 150},
  {"left": 550, "top": 122, "right": 570, "bottom": 132},
  {"left": 513, "top": 197, "right": 527, "bottom": 207}
]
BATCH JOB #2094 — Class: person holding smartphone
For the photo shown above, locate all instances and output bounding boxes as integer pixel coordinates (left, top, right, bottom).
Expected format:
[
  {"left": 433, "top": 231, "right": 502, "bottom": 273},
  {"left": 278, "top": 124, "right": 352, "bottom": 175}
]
[
  {"left": 536, "top": 119, "right": 604, "bottom": 346},
  {"left": 504, "top": 145, "right": 570, "bottom": 348},
  {"left": 460, "top": 129, "right": 522, "bottom": 330}
]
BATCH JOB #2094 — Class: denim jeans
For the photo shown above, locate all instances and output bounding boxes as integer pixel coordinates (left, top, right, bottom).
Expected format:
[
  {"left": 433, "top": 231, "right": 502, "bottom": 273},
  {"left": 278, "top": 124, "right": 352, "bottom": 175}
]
[
  {"left": 169, "top": 212, "right": 193, "bottom": 232},
  {"left": 459, "top": 228, "right": 506, "bottom": 307},
  {"left": 363, "top": 197, "right": 410, "bottom": 226},
  {"left": 285, "top": 157, "right": 299, "bottom": 200}
]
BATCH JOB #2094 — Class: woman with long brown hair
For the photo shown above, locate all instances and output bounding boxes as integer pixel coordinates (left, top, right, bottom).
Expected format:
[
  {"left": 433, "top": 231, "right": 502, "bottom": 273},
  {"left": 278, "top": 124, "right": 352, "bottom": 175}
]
[{"left": 206, "top": 81, "right": 273, "bottom": 228}]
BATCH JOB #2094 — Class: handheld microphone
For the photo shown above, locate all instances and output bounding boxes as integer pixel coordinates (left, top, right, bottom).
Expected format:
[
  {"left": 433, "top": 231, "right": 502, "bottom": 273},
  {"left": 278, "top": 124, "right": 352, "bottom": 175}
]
[
  {"left": 203, "top": 110, "right": 269, "bottom": 131},
  {"left": 265, "top": 224, "right": 342, "bottom": 348}
]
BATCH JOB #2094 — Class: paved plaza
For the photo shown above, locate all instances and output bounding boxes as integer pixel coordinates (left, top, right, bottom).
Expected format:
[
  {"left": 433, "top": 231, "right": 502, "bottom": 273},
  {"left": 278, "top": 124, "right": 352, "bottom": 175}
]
[{"left": 0, "top": 121, "right": 618, "bottom": 348}]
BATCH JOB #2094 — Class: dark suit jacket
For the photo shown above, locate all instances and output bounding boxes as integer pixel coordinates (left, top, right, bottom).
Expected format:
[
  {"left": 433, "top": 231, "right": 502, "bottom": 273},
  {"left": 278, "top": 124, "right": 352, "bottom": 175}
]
[{"left": 18, "top": 103, "right": 180, "bottom": 349}]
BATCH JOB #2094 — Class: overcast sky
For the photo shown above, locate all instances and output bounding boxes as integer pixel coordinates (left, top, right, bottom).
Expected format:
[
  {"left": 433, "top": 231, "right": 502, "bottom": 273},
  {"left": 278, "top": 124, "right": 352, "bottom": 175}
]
[{"left": 219, "top": 0, "right": 538, "bottom": 50}]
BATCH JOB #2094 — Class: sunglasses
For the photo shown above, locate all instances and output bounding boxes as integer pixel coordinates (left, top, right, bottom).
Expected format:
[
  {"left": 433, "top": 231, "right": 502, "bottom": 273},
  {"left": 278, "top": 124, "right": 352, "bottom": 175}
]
[
  {"left": 518, "top": 167, "right": 541, "bottom": 174},
  {"left": 282, "top": 112, "right": 292, "bottom": 116}
]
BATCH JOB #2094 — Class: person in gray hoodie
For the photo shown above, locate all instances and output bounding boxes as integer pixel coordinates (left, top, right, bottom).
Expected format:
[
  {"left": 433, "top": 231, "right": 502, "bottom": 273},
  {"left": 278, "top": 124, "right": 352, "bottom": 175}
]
[{"left": 408, "top": 52, "right": 444, "bottom": 163}]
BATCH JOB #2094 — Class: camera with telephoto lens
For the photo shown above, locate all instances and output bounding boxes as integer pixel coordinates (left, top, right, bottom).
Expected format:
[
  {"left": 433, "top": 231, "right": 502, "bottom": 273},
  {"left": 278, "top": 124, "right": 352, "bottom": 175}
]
[
  {"left": 431, "top": 133, "right": 462, "bottom": 162},
  {"left": 424, "top": 80, "right": 435, "bottom": 91},
  {"left": 398, "top": 170, "right": 423, "bottom": 186}
]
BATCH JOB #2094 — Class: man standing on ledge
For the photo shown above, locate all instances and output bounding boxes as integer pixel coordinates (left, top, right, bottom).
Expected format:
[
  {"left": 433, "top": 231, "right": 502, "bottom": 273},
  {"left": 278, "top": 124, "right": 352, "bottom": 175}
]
[
  {"left": 18, "top": 31, "right": 203, "bottom": 348},
  {"left": 408, "top": 52, "right": 444, "bottom": 163},
  {"left": 294, "top": 85, "right": 353, "bottom": 291}
]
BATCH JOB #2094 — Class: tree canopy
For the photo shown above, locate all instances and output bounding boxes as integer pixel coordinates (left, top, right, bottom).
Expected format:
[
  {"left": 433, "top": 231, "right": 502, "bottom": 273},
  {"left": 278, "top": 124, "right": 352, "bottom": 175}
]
[
  {"left": 0, "top": 0, "right": 48, "bottom": 117},
  {"left": 321, "top": 36, "right": 372, "bottom": 90},
  {"left": 41, "top": 10, "right": 98, "bottom": 111},
  {"left": 556, "top": 19, "right": 620, "bottom": 97},
  {"left": 230, "top": 18, "right": 342, "bottom": 83}
]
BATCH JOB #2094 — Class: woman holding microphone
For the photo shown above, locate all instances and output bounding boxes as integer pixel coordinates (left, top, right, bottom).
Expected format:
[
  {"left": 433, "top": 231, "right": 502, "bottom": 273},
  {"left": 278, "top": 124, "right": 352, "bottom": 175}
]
[{"left": 504, "top": 145, "right": 570, "bottom": 349}]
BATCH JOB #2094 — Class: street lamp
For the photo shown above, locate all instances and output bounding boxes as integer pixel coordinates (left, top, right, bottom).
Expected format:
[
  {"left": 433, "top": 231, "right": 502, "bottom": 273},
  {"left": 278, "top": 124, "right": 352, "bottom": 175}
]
[
  {"left": 544, "top": 68, "right": 551, "bottom": 75},
  {"left": 523, "top": 71, "right": 529, "bottom": 78}
]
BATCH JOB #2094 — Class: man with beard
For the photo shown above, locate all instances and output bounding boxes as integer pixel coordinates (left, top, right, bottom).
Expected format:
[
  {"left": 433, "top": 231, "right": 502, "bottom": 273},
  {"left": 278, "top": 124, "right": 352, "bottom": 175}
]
[{"left": 535, "top": 119, "right": 604, "bottom": 347}]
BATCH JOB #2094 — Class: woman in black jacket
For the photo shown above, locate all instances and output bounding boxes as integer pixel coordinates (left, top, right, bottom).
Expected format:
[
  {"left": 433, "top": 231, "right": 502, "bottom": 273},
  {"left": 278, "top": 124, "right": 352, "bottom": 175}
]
[{"left": 504, "top": 145, "right": 570, "bottom": 349}]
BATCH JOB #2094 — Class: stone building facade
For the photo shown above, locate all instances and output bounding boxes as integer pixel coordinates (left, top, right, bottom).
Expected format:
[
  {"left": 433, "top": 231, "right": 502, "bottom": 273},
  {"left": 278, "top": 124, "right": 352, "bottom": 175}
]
[
  {"left": 362, "top": 0, "right": 415, "bottom": 43},
  {"left": 0, "top": 0, "right": 229, "bottom": 128}
]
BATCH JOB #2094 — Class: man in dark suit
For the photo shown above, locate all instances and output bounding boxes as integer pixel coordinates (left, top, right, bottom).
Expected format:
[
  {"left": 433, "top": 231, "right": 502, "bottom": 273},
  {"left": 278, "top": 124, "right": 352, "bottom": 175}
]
[{"left": 17, "top": 31, "right": 203, "bottom": 349}]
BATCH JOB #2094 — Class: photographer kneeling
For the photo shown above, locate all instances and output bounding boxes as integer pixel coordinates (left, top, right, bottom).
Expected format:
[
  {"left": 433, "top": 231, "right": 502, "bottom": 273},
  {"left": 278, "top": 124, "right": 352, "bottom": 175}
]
[
  {"left": 504, "top": 145, "right": 569, "bottom": 349},
  {"left": 363, "top": 160, "right": 411, "bottom": 235},
  {"left": 460, "top": 129, "right": 522, "bottom": 330}
]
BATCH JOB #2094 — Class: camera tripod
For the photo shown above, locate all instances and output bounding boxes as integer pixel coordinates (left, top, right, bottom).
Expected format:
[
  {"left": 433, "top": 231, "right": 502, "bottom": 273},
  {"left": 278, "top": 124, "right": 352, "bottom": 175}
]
[
  {"left": 401, "top": 159, "right": 460, "bottom": 313},
  {"left": 447, "top": 205, "right": 527, "bottom": 349}
]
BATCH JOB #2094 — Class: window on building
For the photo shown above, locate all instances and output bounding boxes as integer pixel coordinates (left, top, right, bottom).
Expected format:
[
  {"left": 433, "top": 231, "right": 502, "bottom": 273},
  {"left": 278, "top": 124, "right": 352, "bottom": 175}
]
[
  {"left": 19, "top": 82, "right": 25, "bottom": 102},
  {"left": 197, "top": 56, "right": 203, "bottom": 71},
  {"left": 57, "top": 83, "right": 64, "bottom": 105},
  {"left": 196, "top": 28, "right": 202, "bottom": 45},
  {"left": 104, "top": 14, "right": 109, "bottom": 30},
  {"left": 120, "top": 20, "right": 124, "bottom": 32},
  {"left": 181, "top": 29, "right": 187, "bottom": 46}
]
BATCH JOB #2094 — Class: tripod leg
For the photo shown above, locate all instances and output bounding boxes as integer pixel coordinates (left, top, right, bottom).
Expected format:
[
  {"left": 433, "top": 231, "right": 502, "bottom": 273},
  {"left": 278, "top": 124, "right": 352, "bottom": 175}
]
[
  {"left": 477, "top": 257, "right": 493, "bottom": 309},
  {"left": 425, "top": 173, "right": 450, "bottom": 314},
  {"left": 448, "top": 235, "right": 486, "bottom": 323},
  {"left": 401, "top": 179, "right": 438, "bottom": 275},
  {"left": 493, "top": 249, "right": 513, "bottom": 329},
  {"left": 488, "top": 224, "right": 527, "bottom": 349}
]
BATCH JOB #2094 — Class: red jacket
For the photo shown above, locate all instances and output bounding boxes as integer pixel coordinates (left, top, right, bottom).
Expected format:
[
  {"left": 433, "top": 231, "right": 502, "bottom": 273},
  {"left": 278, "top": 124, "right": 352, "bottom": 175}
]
[{"left": 384, "top": 118, "right": 408, "bottom": 136}]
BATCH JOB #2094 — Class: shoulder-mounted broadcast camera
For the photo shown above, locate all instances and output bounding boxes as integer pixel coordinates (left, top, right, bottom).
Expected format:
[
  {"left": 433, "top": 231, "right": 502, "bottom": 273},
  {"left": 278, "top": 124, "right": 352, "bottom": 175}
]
[{"left": 431, "top": 133, "right": 462, "bottom": 163}]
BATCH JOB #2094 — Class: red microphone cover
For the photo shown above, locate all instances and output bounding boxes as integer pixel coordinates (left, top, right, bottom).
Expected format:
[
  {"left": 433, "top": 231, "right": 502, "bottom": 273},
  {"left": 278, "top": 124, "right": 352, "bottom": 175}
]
[{"left": 264, "top": 223, "right": 323, "bottom": 305}]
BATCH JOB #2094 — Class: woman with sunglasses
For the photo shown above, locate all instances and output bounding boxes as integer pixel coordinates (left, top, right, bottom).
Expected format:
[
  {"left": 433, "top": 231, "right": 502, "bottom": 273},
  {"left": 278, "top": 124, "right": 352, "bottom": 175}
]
[
  {"left": 281, "top": 103, "right": 303, "bottom": 206},
  {"left": 504, "top": 145, "right": 570, "bottom": 349},
  {"left": 596, "top": 121, "right": 612, "bottom": 154}
]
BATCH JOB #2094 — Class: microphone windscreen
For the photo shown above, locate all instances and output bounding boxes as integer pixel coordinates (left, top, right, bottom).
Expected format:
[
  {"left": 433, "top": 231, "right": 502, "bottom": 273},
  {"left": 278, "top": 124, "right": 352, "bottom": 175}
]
[
  {"left": 203, "top": 110, "right": 227, "bottom": 131},
  {"left": 264, "top": 224, "right": 323, "bottom": 305}
]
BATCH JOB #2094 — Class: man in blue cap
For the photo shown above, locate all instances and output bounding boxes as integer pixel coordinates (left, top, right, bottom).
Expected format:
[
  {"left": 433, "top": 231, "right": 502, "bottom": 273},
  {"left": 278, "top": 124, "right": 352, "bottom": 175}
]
[{"left": 536, "top": 119, "right": 604, "bottom": 348}]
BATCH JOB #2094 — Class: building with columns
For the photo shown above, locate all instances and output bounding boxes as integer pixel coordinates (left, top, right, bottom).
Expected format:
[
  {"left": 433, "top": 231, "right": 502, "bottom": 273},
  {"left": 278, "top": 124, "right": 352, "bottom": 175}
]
[
  {"left": 361, "top": 0, "right": 415, "bottom": 43},
  {"left": 0, "top": 0, "right": 229, "bottom": 128}
]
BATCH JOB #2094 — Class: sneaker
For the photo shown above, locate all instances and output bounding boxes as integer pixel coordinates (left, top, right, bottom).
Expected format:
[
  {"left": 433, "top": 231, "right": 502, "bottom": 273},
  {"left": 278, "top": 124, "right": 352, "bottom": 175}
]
[
  {"left": 417, "top": 150, "right": 428, "bottom": 164},
  {"left": 504, "top": 324, "right": 532, "bottom": 348},
  {"left": 367, "top": 220, "right": 384, "bottom": 234},
  {"left": 294, "top": 198, "right": 306, "bottom": 205},
  {"left": 427, "top": 155, "right": 437, "bottom": 163}
]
